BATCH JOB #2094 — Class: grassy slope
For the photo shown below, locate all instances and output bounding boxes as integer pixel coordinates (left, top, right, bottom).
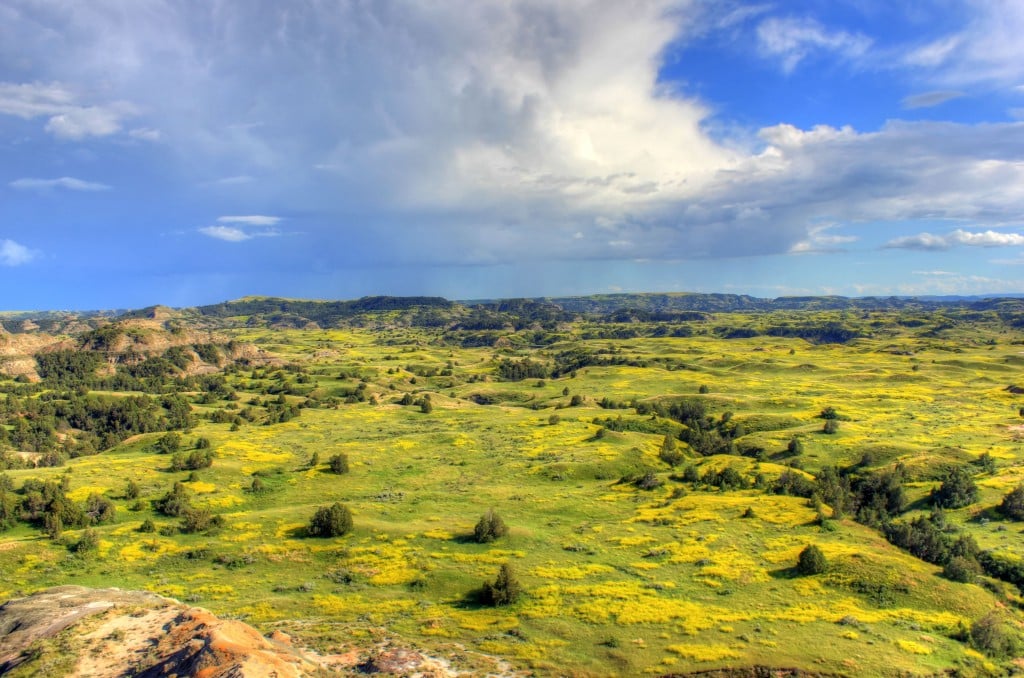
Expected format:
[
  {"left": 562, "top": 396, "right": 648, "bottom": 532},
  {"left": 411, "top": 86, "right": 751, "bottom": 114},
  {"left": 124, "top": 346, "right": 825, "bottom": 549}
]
[{"left": 2, "top": 314, "right": 1022, "bottom": 676}]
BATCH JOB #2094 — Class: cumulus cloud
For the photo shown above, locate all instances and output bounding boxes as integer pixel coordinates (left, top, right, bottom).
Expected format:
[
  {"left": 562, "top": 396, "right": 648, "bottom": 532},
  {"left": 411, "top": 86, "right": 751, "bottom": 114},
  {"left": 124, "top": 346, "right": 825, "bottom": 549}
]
[
  {"left": 9, "top": 176, "right": 110, "bottom": 191},
  {"left": 884, "top": 229, "right": 1024, "bottom": 251},
  {"left": 4, "top": 1, "right": 1024, "bottom": 270},
  {"left": 756, "top": 16, "right": 871, "bottom": 73},
  {"left": 0, "top": 239, "right": 35, "bottom": 266}
]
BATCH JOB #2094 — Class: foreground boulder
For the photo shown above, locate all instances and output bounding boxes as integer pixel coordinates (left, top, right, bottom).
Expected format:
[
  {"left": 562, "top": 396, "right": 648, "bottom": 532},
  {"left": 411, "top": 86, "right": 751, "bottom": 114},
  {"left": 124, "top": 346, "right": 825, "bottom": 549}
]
[{"left": 0, "top": 586, "right": 316, "bottom": 677}]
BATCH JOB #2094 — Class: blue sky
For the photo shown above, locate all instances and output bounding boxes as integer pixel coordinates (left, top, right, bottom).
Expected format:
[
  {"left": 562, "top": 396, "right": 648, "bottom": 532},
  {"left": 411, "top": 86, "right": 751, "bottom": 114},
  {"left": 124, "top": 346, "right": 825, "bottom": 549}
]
[{"left": 2, "top": 0, "right": 1024, "bottom": 309}]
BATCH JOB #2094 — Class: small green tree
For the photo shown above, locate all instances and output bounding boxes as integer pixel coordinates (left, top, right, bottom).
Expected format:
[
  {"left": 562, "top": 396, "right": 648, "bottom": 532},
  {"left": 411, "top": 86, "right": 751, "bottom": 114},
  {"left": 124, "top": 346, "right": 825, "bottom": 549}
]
[
  {"left": 998, "top": 484, "right": 1024, "bottom": 520},
  {"left": 72, "top": 527, "right": 99, "bottom": 554},
  {"left": 787, "top": 437, "right": 804, "bottom": 455},
  {"left": 932, "top": 466, "right": 979, "bottom": 509},
  {"left": 796, "top": 544, "right": 828, "bottom": 575},
  {"left": 250, "top": 477, "right": 267, "bottom": 494},
  {"left": 943, "top": 556, "right": 981, "bottom": 583},
  {"left": 822, "top": 419, "right": 840, "bottom": 435},
  {"left": 125, "top": 479, "right": 140, "bottom": 500},
  {"left": 420, "top": 396, "right": 433, "bottom": 414},
  {"left": 971, "top": 611, "right": 1023, "bottom": 658},
  {"left": 659, "top": 434, "right": 685, "bottom": 467},
  {"left": 328, "top": 453, "right": 349, "bottom": 474},
  {"left": 308, "top": 502, "right": 353, "bottom": 538},
  {"left": 154, "top": 432, "right": 182, "bottom": 455},
  {"left": 473, "top": 508, "right": 509, "bottom": 543},
  {"left": 482, "top": 563, "right": 522, "bottom": 606}
]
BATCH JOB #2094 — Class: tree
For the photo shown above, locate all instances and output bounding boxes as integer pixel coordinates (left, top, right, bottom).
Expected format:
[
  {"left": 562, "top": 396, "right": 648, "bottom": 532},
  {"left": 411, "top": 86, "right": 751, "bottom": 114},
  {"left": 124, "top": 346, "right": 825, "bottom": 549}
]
[
  {"left": 84, "top": 493, "right": 116, "bottom": 524},
  {"left": 308, "top": 502, "right": 353, "bottom": 538},
  {"left": 659, "top": 434, "right": 684, "bottom": 467},
  {"left": 420, "top": 396, "right": 433, "bottom": 414},
  {"left": 943, "top": 556, "right": 981, "bottom": 583},
  {"left": 328, "top": 453, "right": 349, "bottom": 475},
  {"left": 819, "top": 406, "right": 839, "bottom": 420},
  {"left": 822, "top": 419, "right": 840, "bottom": 435},
  {"left": 932, "top": 466, "right": 979, "bottom": 509},
  {"left": 796, "top": 544, "right": 828, "bottom": 575},
  {"left": 153, "top": 482, "right": 192, "bottom": 517},
  {"left": 787, "top": 437, "right": 804, "bottom": 455},
  {"left": 482, "top": 563, "right": 522, "bottom": 606},
  {"left": 998, "top": 484, "right": 1024, "bottom": 521},
  {"left": 153, "top": 432, "right": 182, "bottom": 455},
  {"left": 473, "top": 508, "right": 509, "bottom": 543},
  {"left": 971, "top": 611, "right": 1023, "bottom": 659},
  {"left": 125, "top": 479, "right": 140, "bottom": 500}
]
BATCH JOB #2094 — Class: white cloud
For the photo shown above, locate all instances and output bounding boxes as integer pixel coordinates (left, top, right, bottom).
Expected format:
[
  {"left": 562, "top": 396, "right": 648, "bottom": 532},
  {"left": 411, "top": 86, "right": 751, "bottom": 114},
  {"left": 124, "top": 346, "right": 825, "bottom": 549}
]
[
  {"left": 198, "top": 226, "right": 252, "bottom": 242},
  {"left": 756, "top": 16, "right": 871, "bottom": 73},
  {"left": 0, "top": 81, "right": 136, "bottom": 139},
  {"left": 903, "top": 2, "right": 1024, "bottom": 86},
  {"left": 218, "top": 215, "right": 281, "bottom": 226},
  {"left": 0, "top": 239, "right": 35, "bottom": 266},
  {"left": 901, "top": 90, "right": 964, "bottom": 109},
  {"left": 199, "top": 216, "right": 282, "bottom": 242},
  {"left": 5, "top": 2, "right": 1024, "bottom": 269},
  {"left": 789, "top": 224, "right": 858, "bottom": 254},
  {"left": 884, "top": 229, "right": 1024, "bottom": 251},
  {"left": 9, "top": 176, "right": 111, "bottom": 192}
]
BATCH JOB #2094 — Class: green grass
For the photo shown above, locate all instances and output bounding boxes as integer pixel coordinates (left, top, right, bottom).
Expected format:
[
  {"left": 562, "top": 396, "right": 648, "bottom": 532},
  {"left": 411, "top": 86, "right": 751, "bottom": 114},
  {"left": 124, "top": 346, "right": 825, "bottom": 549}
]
[{"left": 2, "top": 314, "right": 1023, "bottom": 676}]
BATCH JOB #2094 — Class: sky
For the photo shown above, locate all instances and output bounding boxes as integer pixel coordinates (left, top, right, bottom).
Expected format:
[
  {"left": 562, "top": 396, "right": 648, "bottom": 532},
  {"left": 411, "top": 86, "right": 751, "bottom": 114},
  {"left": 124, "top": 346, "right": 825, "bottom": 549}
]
[{"left": 3, "top": 0, "right": 1024, "bottom": 309}]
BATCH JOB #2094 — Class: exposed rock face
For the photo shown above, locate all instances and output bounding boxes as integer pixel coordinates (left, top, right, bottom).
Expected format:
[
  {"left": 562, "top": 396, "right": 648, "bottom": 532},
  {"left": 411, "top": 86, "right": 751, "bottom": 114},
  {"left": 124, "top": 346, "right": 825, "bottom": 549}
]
[
  {"left": 0, "top": 586, "right": 316, "bottom": 677},
  {"left": 0, "top": 586, "right": 518, "bottom": 677}
]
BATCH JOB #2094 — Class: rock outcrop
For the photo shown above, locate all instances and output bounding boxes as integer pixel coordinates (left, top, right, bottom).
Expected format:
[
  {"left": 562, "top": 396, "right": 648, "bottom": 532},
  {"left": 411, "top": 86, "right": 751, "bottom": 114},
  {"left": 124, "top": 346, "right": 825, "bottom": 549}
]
[{"left": 0, "top": 586, "right": 316, "bottom": 677}]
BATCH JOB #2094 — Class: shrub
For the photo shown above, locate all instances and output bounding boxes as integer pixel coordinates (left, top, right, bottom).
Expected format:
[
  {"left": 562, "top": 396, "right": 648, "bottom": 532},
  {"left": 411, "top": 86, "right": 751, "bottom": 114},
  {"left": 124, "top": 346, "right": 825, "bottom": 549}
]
[
  {"left": 71, "top": 528, "right": 99, "bottom": 553},
  {"left": 819, "top": 406, "right": 839, "bottom": 420},
  {"left": 822, "top": 420, "right": 840, "bottom": 435},
  {"left": 943, "top": 556, "right": 981, "bottom": 583},
  {"left": 308, "top": 502, "right": 353, "bottom": 538},
  {"left": 796, "top": 544, "right": 828, "bottom": 575},
  {"left": 635, "top": 472, "right": 663, "bottom": 490},
  {"left": 250, "top": 477, "right": 267, "bottom": 494},
  {"left": 138, "top": 518, "right": 155, "bottom": 533},
  {"left": 328, "top": 453, "right": 349, "bottom": 474},
  {"left": 998, "top": 484, "right": 1024, "bottom": 520},
  {"left": 153, "top": 482, "right": 192, "bottom": 517},
  {"left": 932, "top": 466, "right": 978, "bottom": 509},
  {"left": 548, "top": 414, "right": 561, "bottom": 425},
  {"left": 179, "top": 508, "right": 224, "bottom": 534},
  {"left": 787, "top": 437, "right": 804, "bottom": 455},
  {"left": 473, "top": 508, "right": 509, "bottom": 543},
  {"left": 482, "top": 563, "right": 522, "bottom": 606},
  {"left": 659, "top": 434, "right": 685, "bottom": 467},
  {"left": 971, "top": 611, "right": 1023, "bottom": 659},
  {"left": 84, "top": 493, "right": 116, "bottom": 524},
  {"left": 153, "top": 432, "right": 182, "bottom": 455},
  {"left": 125, "top": 480, "right": 140, "bottom": 500}
]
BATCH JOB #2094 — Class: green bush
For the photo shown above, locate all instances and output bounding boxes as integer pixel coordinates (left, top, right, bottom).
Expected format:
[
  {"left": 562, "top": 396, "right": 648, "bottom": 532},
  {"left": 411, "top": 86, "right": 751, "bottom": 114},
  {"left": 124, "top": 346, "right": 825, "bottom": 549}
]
[
  {"left": 482, "top": 563, "right": 522, "bottom": 606},
  {"left": 932, "top": 466, "right": 978, "bottom": 509},
  {"left": 328, "top": 453, "right": 349, "bottom": 475},
  {"left": 796, "top": 544, "right": 828, "bottom": 575},
  {"left": 308, "top": 502, "right": 353, "bottom": 538},
  {"left": 971, "top": 611, "right": 1023, "bottom": 659},
  {"left": 473, "top": 508, "right": 509, "bottom": 543},
  {"left": 998, "top": 484, "right": 1024, "bottom": 520},
  {"left": 943, "top": 556, "right": 981, "bottom": 583}
]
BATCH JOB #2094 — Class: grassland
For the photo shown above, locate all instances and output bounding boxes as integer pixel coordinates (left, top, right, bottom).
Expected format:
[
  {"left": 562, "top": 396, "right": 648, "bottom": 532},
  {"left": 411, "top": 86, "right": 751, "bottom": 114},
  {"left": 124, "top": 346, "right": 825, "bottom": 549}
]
[{"left": 2, "top": 309, "right": 1024, "bottom": 676}]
